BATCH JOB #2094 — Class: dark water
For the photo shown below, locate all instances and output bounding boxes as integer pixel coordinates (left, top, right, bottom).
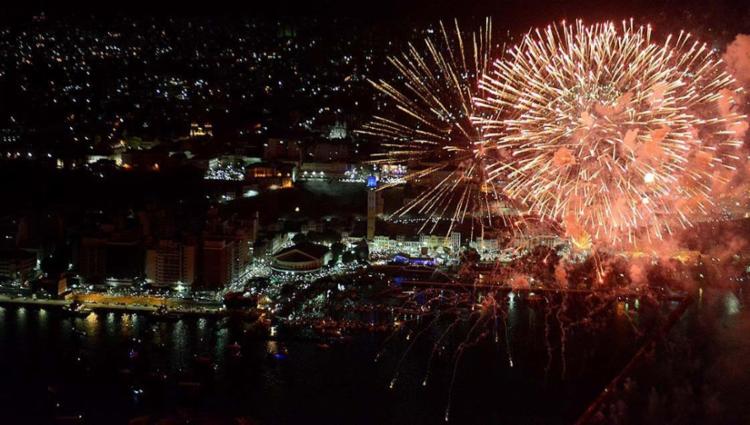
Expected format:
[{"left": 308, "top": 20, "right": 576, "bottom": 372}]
[
  {"left": 608, "top": 287, "right": 750, "bottom": 425},
  {"left": 0, "top": 296, "right": 682, "bottom": 425}
]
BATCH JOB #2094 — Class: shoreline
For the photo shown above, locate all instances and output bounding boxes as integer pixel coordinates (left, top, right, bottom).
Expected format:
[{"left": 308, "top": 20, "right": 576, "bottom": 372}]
[{"left": 0, "top": 294, "right": 245, "bottom": 318}]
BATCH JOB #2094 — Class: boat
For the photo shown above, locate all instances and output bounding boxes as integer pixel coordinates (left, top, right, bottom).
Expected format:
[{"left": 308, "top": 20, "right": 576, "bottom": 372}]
[
  {"left": 151, "top": 305, "right": 181, "bottom": 321},
  {"left": 63, "top": 301, "right": 93, "bottom": 317}
]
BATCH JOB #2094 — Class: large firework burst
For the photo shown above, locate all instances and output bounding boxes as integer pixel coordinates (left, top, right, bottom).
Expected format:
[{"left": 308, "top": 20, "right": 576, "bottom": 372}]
[
  {"left": 476, "top": 20, "right": 747, "bottom": 247},
  {"left": 358, "top": 18, "right": 506, "bottom": 237}
]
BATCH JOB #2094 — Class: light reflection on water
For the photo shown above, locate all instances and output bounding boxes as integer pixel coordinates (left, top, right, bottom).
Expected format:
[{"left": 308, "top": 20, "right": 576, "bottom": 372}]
[
  {"left": 0, "top": 294, "right": 694, "bottom": 425},
  {"left": 213, "top": 325, "right": 229, "bottom": 370},
  {"left": 121, "top": 312, "right": 133, "bottom": 339},
  {"left": 170, "top": 320, "right": 188, "bottom": 370},
  {"left": 197, "top": 317, "right": 208, "bottom": 343},
  {"left": 16, "top": 306, "right": 26, "bottom": 334},
  {"left": 84, "top": 312, "right": 98, "bottom": 336}
]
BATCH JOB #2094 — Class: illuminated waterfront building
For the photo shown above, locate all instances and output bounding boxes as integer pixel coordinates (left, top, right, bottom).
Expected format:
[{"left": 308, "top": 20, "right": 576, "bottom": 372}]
[{"left": 145, "top": 240, "right": 196, "bottom": 288}]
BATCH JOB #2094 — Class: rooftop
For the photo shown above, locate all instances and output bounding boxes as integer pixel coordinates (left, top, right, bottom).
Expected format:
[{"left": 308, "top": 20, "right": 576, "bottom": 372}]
[{"left": 273, "top": 242, "right": 330, "bottom": 262}]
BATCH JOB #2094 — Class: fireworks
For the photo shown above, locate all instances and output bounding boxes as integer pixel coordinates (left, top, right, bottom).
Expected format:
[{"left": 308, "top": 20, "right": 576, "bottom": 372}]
[
  {"left": 476, "top": 20, "right": 747, "bottom": 247},
  {"left": 356, "top": 19, "right": 749, "bottom": 423},
  {"left": 358, "top": 19, "right": 505, "bottom": 237}
]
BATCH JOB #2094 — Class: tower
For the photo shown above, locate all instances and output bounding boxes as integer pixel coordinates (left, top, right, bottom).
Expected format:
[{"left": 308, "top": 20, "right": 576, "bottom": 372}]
[{"left": 367, "top": 176, "right": 378, "bottom": 240}]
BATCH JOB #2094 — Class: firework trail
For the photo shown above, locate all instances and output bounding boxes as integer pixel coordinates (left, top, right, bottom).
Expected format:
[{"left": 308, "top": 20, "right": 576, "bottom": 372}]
[
  {"left": 358, "top": 18, "right": 508, "bottom": 238},
  {"left": 476, "top": 20, "right": 747, "bottom": 248}
]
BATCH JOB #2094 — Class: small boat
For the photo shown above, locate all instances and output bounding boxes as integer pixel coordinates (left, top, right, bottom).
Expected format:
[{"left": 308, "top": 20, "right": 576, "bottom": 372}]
[
  {"left": 64, "top": 302, "right": 92, "bottom": 317},
  {"left": 151, "top": 305, "right": 181, "bottom": 321}
]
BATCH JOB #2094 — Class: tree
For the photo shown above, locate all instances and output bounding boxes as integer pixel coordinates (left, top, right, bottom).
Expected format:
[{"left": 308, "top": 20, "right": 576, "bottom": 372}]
[
  {"left": 460, "top": 247, "right": 480, "bottom": 265},
  {"left": 292, "top": 232, "right": 308, "bottom": 245},
  {"left": 329, "top": 242, "right": 345, "bottom": 265},
  {"left": 342, "top": 250, "right": 356, "bottom": 264},
  {"left": 308, "top": 230, "right": 341, "bottom": 245},
  {"left": 41, "top": 245, "right": 67, "bottom": 276},
  {"left": 458, "top": 247, "right": 480, "bottom": 278},
  {"left": 354, "top": 240, "right": 369, "bottom": 262}
]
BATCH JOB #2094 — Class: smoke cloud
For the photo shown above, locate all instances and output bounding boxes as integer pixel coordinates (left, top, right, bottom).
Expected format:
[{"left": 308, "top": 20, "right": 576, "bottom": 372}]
[{"left": 724, "top": 34, "right": 750, "bottom": 88}]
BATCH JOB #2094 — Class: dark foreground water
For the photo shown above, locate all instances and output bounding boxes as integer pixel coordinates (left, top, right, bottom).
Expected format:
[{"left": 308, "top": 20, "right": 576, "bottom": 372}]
[
  {"left": 0, "top": 291, "right": 743, "bottom": 425},
  {"left": 603, "top": 287, "right": 750, "bottom": 425}
]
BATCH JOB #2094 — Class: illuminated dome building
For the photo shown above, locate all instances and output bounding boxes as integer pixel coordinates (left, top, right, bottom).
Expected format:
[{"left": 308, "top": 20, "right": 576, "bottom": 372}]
[{"left": 271, "top": 242, "right": 331, "bottom": 273}]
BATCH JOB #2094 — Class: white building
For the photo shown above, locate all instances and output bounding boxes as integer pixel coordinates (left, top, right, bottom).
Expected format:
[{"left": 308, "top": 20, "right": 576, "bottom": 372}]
[
  {"left": 420, "top": 232, "right": 461, "bottom": 254},
  {"left": 145, "top": 241, "right": 196, "bottom": 288}
]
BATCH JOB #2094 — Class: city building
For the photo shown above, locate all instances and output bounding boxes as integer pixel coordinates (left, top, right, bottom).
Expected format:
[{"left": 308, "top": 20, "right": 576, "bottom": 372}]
[
  {"left": 511, "top": 234, "right": 561, "bottom": 250},
  {"left": 253, "top": 231, "right": 293, "bottom": 258},
  {"left": 200, "top": 239, "right": 235, "bottom": 290},
  {"left": 78, "top": 237, "right": 107, "bottom": 283},
  {"left": 376, "top": 164, "right": 407, "bottom": 185},
  {"left": 120, "top": 150, "right": 169, "bottom": 171},
  {"left": 77, "top": 232, "right": 144, "bottom": 286},
  {"left": 204, "top": 156, "right": 250, "bottom": 181},
  {"left": 145, "top": 240, "right": 196, "bottom": 289},
  {"left": 189, "top": 122, "right": 213, "bottom": 138},
  {"left": 327, "top": 121, "right": 348, "bottom": 140},
  {"left": 0, "top": 250, "right": 37, "bottom": 283},
  {"left": 369, "top": 234, "right": 422, "bottom": 255},
  {"left": 297, "top": 161, "right": 350, "bottom": 180},
  {"left": 263, "top": 138, "right": 302, "bottom": 161},
  {"left": 307, "top": 141, "right": 351, "bottom": 161},
  {"left": 470, "top": 237, "right": 502, "bottom": 257},
  {"left": 368, "top": 231, "right": 466, "bottom": 258},
  {"left": 32, "top": 275, "right": 69, "bottom": 297},
  {"left": 245, "top": 162, "right": 294, "bottom": 189},
  {"left": 106, "top": 237, "right": 144, "bottom": 286},
  {"left": 231, "top": 226, "right": 255, "bottom": 277},
  {"left": 0, "top": 128, "right": 20, "bottom": 144},
  {"left": 420, "top": 232, "right": 462, "bottom": 254}
]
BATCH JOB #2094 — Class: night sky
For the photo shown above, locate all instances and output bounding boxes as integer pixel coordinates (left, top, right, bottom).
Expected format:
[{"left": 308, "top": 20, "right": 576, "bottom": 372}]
[{"left": 1, "top": 0, "right": 749, "bottom": 25}]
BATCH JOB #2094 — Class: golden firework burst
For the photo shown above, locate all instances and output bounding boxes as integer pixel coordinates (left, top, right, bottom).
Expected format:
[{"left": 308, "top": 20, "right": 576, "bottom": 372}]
[{"left": 476, "top": 20, "right": 747, "bottom": 246}]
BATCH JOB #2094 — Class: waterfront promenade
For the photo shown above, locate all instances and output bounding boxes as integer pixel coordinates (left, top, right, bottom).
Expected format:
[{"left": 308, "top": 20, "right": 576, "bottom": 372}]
[{"left": 0, "top": 293, "right": 230, "bottom": 316}]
